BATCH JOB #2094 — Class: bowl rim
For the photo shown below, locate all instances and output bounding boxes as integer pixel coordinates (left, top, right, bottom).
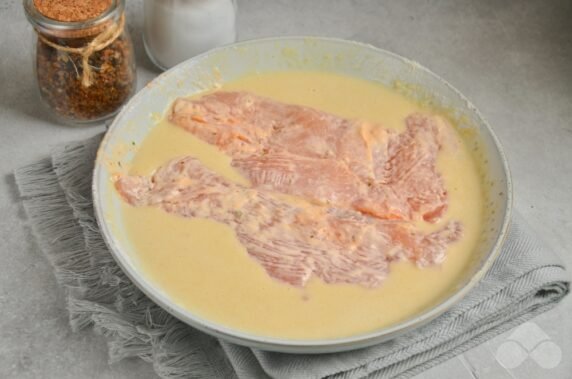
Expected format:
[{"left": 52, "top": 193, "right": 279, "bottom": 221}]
[{"left": 92, "top": 36, "right": 513, "bottom": 353}]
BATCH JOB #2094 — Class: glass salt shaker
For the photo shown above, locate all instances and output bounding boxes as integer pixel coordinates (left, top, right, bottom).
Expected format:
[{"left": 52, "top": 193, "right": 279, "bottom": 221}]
[
  {"left": 144, "top": 0, "right": 237, "bottom": 70},
  {"left": 24, "top": 0, "right": 137, "bottom": 125}
]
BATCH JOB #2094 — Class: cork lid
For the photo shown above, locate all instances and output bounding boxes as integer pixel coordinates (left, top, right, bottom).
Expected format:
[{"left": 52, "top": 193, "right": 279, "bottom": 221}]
[{"left": 34, "top": 0, "right": 113, "bottom": 22}]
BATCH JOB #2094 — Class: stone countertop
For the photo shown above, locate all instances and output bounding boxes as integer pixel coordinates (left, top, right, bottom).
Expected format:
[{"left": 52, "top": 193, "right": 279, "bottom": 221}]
[{"left": 1, "top": 0, "right": 570, "bottom": 378}]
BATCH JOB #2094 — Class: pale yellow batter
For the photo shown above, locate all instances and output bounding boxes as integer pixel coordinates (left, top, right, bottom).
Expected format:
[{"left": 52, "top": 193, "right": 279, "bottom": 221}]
[{"left": 121, "top": 71, "right": 484, "bottom": 340}]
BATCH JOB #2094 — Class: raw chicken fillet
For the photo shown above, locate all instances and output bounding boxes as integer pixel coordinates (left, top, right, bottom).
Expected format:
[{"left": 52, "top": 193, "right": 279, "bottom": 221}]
[
  {"left": 116, "top": 157, "right": 461, "bottom": 288},
  {"left": 170, "top": 91, "right": 449, "bottom": 222}
]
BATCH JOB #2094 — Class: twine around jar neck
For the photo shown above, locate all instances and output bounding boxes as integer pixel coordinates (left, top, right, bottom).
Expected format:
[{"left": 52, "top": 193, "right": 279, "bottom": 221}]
[{"left": 37, "top": 14, "right": 126, "bottom": 87}]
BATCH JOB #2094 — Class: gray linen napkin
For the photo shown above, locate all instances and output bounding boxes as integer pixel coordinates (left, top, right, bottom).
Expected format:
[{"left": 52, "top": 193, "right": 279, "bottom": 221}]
[{"left": 15, "top": 134, "right": 569, "bottom": 379}]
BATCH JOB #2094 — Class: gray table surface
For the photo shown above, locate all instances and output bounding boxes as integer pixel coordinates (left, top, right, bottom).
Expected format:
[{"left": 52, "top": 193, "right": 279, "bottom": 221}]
[{"left": 1, "top": 0, "right": 571, "bottom": 378}]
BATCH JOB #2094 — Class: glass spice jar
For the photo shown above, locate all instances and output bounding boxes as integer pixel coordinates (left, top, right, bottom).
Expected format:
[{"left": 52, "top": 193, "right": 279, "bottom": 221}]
[{"left": 24, "top": 0, "right": 136, "bottom": 125}]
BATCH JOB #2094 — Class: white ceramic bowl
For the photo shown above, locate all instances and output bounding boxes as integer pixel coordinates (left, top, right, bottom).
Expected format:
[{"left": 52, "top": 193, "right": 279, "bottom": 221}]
[{"left": 93, "top": 37, "right": 512, "bottom": 353}]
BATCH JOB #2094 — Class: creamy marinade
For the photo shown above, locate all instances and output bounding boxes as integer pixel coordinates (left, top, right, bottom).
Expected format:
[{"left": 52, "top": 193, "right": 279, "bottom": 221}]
[{"left": 119, "top": 71, "right": 484, "bottom": 339}]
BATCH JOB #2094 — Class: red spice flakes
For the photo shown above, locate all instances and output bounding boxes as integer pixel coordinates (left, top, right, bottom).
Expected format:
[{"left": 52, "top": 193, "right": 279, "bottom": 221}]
[{"left": 34, "top": 0, "right": 112, "bottom": 22}]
